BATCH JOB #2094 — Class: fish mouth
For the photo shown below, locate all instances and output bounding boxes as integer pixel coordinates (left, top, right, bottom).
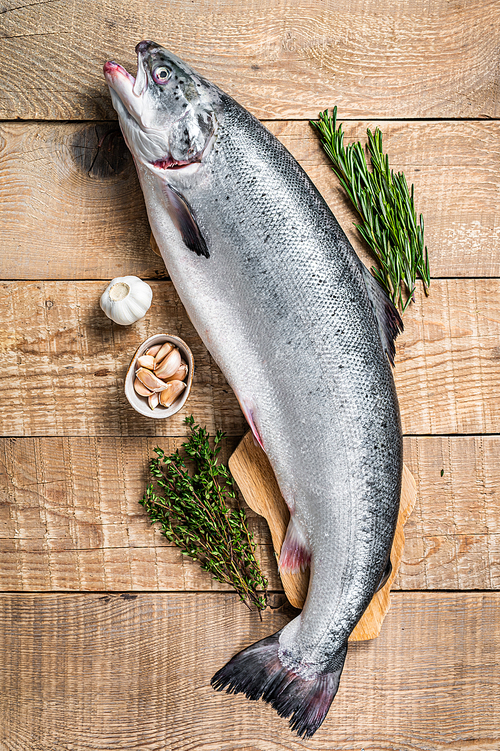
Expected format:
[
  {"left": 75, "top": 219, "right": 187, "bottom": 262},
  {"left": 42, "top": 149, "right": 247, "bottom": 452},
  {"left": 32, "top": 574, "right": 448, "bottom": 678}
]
[
  {"left": 103, "top": 59, "right": 134, "bottom": 83},
  {"left": 151, "top": 156, "right": 202, "bottom": 171},
  {"left": 104, "top": 41, "right": 161, "bottom": 97},
  {"left": 103, "top": 60, "right": 139, "bottom": 110},
  {"left": 103, "top": 44, "right": 158, "bottom": 125},
  {"left": 104, "top": 45, "right": 204, "bottom": 173}
]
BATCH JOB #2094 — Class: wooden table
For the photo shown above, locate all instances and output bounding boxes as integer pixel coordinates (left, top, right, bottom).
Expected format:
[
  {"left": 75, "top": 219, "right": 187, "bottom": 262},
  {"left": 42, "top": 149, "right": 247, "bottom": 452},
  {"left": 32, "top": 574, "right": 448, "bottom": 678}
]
[{"left": 1, "top": 1, "right": 499, "bottom": 748}]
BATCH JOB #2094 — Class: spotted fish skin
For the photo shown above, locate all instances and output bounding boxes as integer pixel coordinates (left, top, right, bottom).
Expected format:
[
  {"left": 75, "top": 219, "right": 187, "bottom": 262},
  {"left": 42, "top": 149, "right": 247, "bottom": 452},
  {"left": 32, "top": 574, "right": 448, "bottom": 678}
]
[{"left": 104, "top": 42, "right": 403, "bottom": 737}]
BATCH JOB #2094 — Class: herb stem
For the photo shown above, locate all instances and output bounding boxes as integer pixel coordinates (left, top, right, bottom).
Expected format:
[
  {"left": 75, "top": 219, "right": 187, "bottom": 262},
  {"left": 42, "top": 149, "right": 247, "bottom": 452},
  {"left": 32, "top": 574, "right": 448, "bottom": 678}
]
[
  {"left": 140, "top": 416, "right": 268, "bottom": 612},
  {"left": 311, "top": 107, "right": 430, "bottom": 311}
]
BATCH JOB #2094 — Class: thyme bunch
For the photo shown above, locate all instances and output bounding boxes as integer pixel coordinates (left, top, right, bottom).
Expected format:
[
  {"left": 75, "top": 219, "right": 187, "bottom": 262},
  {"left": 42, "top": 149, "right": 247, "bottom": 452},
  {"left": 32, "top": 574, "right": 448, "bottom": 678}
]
[
  {"left": 140, "top": 416, "right": 268, "bottom": 612},
  {"left": 311, "top": 107, "right": 430, "bottom": 311}
]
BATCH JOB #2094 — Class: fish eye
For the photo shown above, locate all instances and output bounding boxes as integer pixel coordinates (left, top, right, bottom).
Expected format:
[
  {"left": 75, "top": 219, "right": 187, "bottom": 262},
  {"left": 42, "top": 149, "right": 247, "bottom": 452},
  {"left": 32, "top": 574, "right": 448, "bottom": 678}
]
[{"left": 152, "top": 65, "right": 171, "bottom": 84}]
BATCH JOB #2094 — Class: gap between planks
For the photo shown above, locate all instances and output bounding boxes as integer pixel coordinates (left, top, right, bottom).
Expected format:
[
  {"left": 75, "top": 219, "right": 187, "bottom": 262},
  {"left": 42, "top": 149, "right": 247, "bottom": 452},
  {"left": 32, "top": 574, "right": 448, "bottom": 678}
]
[
  {"left": 2, "top": 118, "right": 500, "bottom": 124},
  {"left": 0, "top": 589, "right": 494, "bottom": 595}
]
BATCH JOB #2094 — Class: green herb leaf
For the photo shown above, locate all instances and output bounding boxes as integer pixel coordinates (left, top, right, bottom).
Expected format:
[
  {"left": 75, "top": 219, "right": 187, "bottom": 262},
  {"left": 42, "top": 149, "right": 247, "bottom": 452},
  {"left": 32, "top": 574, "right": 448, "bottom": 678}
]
[
  {"left": 311, "top": 107, "right": 430, "bottom": 311},
  {"left": 140, "top": 416, "right": 268, "bottom": 613}
]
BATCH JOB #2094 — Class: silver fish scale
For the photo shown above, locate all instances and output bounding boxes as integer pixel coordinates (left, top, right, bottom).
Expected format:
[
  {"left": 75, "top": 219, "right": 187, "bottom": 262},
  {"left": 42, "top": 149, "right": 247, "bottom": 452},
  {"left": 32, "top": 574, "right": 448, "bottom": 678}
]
[{"left": 142, "top": 93, "right": 402, "bottom": 676}]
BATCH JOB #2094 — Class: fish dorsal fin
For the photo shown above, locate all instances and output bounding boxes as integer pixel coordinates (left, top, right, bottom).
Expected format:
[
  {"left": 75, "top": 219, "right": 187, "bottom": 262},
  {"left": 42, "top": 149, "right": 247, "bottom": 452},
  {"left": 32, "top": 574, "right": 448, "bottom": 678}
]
[
  {"left": 163, "top": 183, "right": 209, "bottom": 258},
  {"left": 361, "top": 265, "right": 403, "bottom": 366},
  {"left": 375, "top": 559, "right": 392, "bottom": 592}
]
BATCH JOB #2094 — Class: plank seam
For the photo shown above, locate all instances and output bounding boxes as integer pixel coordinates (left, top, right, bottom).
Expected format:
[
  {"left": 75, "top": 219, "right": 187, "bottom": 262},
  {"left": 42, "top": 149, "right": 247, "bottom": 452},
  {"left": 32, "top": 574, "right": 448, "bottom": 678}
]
[
  {"left": 0, "top": 589, "right": 494, "bottom": 595},
  {"left": 2, "top": 117, "right": 500, "bottom": 124}
]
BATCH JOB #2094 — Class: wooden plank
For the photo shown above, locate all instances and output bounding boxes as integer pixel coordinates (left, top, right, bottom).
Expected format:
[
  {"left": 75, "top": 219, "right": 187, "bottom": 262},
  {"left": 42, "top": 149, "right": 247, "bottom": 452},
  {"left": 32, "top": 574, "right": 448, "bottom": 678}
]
[
  {"left": 0, "top": 123, "right": 157, "bottom": 282},
  {"left": 0, "top": 280, "right": 245, "bottom": 438},
  {"left": 397, "top": 436, "right": 500, "bottom": 590},
  {"left": 1, "top": 120, "right": 499, "bottom": 279},
  {"left": 396, "top": 278, "right": 500, "bottom": 434},
  {"left": 0, "top": 279, "right": 499, "bottom": 436},
  {"left": 0, "top": 0, "right": 499, "bottom": 120},
  {"left": 0, "top": 592, "right": 498, "bottom": 750},
  {"left": 1, "top": 436, "right": 499, "bottom": 591}
]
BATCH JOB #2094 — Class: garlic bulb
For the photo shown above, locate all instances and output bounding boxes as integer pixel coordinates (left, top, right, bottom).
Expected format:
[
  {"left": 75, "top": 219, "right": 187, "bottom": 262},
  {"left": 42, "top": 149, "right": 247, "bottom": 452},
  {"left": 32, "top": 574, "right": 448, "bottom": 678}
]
[{"left": 100, "top": 276, "right": 152, "bottom": 325}]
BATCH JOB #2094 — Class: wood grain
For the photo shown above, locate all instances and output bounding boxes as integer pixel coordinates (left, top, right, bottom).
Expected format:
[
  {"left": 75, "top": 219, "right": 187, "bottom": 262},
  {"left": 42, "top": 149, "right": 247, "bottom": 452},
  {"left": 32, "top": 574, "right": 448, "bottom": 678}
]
[
  {"left": 1, "top": 120, "right": 499, "bottom": 279},
  {"left": 1, "top": 436, "right": 499, "bottom": 592},
  {"left": 397, "top": 436, "right": 500, "bottom": 590},
  {"left": 396, "top": 279, "right": 500, "bottom": 434},
  {"left": 228, "top": 432, "right": 418, "bottom": 641},
  {"left": 0, "top": 0, "right": 499, "bottom": 120},
  {"left": 0, "top": 592, "right": 498, "bottom": 750},
  {"left": 0, "top": 123, "right": 156, "bottom": 282},
  {"left": 0, "top": 279, "right": 499, "bottom": 437}
]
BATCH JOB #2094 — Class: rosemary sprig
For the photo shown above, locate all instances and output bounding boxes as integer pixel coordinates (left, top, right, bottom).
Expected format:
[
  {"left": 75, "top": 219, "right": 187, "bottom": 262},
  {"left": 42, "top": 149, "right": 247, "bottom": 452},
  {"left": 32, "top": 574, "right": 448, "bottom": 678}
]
[
  {"left": 140, "top": 416, "right": 268, "bottom": 613},
  {"left": 311, "top": 107, "right": 430, "bottom": 311}
]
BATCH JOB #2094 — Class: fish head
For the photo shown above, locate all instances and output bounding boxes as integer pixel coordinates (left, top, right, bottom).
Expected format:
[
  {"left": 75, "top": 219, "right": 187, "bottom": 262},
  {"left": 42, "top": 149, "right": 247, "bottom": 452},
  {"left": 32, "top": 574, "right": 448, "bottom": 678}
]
[{"left": 103, "top": 41, "right": 219, "bottom": 175}]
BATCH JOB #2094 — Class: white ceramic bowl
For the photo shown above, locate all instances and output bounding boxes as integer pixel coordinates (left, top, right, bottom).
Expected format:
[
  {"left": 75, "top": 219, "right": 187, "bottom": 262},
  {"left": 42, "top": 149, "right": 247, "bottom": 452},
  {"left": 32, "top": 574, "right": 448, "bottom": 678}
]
[{"left": 125, "top": 333, "right": 194, "bottom": 419}]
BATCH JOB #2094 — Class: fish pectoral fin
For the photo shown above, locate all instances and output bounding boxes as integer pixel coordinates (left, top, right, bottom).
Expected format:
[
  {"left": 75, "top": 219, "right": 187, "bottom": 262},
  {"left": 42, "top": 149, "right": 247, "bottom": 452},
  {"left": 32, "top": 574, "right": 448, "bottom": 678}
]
[
  {"left": 360, "top": 264, "right": 403, "bottom": 366},
  {"left": 375, "top": 559, "right": 393, "bottom": 592},
  {"left": 279, "top": 516, "right": 311, "bottom": 574},
  {"left": 163, "top": 183, "right": 209, "bottom": 258}
]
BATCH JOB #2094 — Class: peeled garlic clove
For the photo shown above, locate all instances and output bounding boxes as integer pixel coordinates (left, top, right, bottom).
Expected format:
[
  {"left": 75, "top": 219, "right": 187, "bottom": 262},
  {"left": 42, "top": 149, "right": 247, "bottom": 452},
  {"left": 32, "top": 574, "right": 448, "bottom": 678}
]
[
  {"left": 134, "top": 377, "right": 153, "bottom": 397},
  {"left": 154, "top": 341, "right": 174, "bottom": 365},
  {"left": 166, "top": 360, "right": 189, "bottom": 382},
  {"left": 136, "top": 367, "right": 168, "bottom": 392},
  {"left": 137, "top": 354, "right": 155, "bottom": 369},
  {"left": 148, "top": 392, "right": 160, "bottom": 410},
  {"left": 159, "top": 380, "right": 186, "bottom": 408},
  {"left": 155, "top": 347, "right": 182, "bottom": 379},
  {"left": 145, "top": 344, "right": 162, "bottom": 357}
]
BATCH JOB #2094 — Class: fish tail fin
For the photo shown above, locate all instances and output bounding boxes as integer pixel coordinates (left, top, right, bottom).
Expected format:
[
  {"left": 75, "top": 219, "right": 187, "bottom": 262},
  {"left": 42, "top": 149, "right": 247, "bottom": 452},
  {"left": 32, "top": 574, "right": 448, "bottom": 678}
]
[{"left": 211, "top": 630, "right": 347, "bottom": 738}]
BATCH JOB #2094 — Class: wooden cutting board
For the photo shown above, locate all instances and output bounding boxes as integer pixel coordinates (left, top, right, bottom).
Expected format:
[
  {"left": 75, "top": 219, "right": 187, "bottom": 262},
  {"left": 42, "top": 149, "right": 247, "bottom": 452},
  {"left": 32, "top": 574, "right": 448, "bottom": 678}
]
[{"left": 229, "top": 432, "right": 417, "bottom": 641}]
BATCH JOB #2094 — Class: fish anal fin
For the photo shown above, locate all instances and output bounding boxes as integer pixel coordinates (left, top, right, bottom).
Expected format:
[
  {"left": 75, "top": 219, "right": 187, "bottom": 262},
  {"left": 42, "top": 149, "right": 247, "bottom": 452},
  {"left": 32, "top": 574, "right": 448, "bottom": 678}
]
[
  {"left": 361, "top": 265, "right": 403, "bottom": 366},
  {"left": 163, "top": 183, "right": 209, "bottom": 258},
  {"left": 279, "top": 516, "right": 311, "bottom": 574}
]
